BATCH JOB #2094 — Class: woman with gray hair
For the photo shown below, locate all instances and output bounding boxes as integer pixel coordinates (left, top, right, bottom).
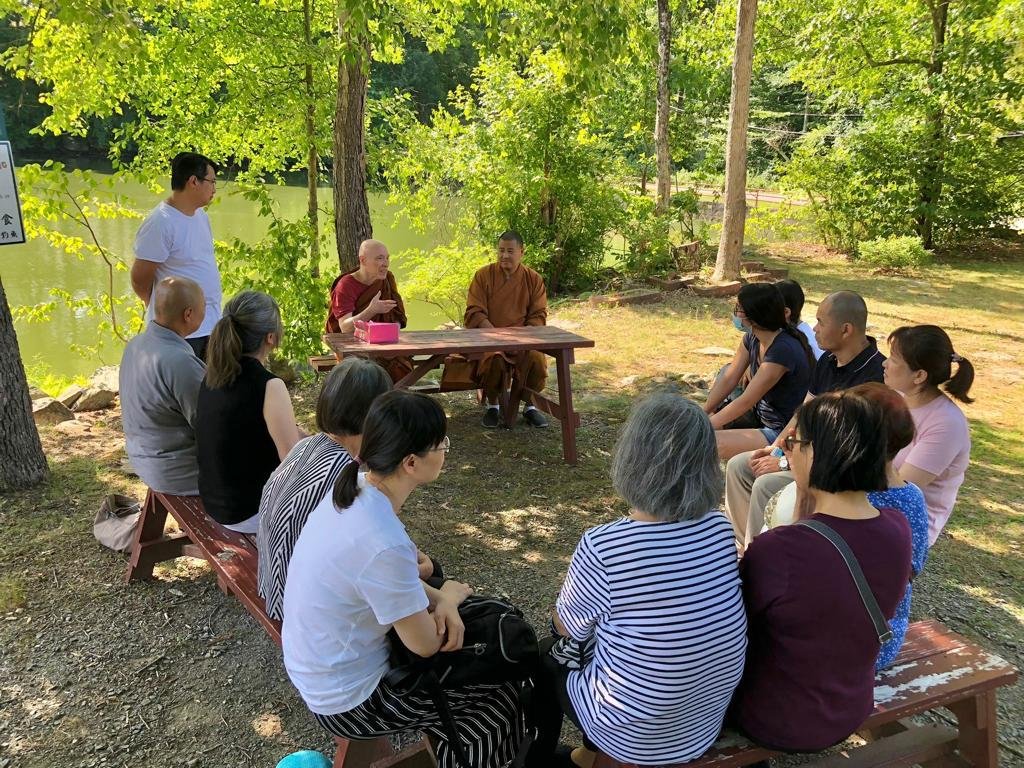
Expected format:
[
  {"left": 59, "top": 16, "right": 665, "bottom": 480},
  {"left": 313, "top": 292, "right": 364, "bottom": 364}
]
[
  {"left": 196, "top": 290, "right": 303, "bottom": 533},
  {"left": 527, "top": 394, "right": 748, "bottom": 767}
]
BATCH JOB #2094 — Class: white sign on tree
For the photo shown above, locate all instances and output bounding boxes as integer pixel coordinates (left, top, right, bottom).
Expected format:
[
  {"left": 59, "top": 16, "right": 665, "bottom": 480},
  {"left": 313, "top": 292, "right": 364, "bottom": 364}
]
[{"left": 0, "top": 142, "right": 26, "bottom": 246}]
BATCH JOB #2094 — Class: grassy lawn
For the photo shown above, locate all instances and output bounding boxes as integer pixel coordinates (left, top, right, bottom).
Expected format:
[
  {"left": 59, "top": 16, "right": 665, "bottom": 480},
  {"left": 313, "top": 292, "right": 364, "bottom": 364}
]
[{"left": 1, "top": 239, "right": 1021, "bottom": 766}]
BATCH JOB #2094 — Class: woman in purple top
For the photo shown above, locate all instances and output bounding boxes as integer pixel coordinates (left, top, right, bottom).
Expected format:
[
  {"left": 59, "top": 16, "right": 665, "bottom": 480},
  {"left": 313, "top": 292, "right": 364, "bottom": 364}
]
[
  {"left": 884, "top": 325, "right": 974, "bottom": 544},
  {"left": 732, "top": 390, "right": 912, "bottom": 752},
  {"left": 849, "top": 383, "right": 929, "bottom": 670}
]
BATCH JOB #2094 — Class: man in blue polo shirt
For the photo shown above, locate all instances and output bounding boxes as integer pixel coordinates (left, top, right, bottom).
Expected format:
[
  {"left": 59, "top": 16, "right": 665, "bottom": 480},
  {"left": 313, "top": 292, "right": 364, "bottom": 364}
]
[{"left": 724, "top": 290, "right": 885, "bottom": 546}]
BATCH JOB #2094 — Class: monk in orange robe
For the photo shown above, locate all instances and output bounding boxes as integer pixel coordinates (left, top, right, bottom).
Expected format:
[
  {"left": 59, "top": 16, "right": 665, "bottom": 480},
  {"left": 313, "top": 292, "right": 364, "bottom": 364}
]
[
  {"left": 464, "top": 231, "right": 549, "bottom": 428},
  {"left": 325, "top": 239, "right": 413, "bottom": 383}
]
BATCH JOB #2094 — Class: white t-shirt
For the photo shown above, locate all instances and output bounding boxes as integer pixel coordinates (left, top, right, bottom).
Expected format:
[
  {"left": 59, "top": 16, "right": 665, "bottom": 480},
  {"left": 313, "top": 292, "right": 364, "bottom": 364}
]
[
  {"left": 797, "top": 320, "right": 825, "bottom": 360},
  {"left": 282, "top": 474, "right": 429, "bottom": 715},
  {"left": 134, "top": 201, "right": 222, "bottom": 338}
]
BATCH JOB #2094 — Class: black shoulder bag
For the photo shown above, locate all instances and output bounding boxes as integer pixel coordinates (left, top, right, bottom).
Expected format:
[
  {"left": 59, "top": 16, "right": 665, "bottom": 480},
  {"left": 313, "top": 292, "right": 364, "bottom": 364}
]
[
  {"left": 797, "top": 519, "right": 893, "bottom": 644},
  {"left": 385, "top": 595, "right": 540, "bottom": 768}
]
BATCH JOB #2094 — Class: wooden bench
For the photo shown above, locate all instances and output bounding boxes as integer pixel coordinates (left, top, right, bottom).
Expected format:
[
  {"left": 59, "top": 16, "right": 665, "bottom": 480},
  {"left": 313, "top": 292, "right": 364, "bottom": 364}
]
[
  {"left": 125, "top": 490, "right": 436, "bottom": 768},
  {"left": 593, "top": 619, "right": 1018, "bottom": 768}
]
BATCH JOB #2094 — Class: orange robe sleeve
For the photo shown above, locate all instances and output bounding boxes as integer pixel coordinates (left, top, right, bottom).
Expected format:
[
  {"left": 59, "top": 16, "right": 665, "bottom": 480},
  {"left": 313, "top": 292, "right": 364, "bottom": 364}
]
[{"left": 464, "top": 266, "right": 492, "bottom": 329}]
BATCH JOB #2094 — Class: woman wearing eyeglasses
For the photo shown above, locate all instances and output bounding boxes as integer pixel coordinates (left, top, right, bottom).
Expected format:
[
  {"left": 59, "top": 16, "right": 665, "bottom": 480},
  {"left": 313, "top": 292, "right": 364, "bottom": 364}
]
[
  {"left": 282, "top": 390, "right": 524, "bottom": 768},
  {"left": 730, "top": 391, "right": 912, "bottom": 752},
  {"left": 703, "top": 283, "right": 815, "bottom": 461}
]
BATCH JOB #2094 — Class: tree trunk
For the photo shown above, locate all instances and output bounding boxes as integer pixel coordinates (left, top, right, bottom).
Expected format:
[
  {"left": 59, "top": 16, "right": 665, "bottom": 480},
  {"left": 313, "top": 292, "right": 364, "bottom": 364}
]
[
  {"left": 916, "top": 0, "right": 949, "bottom": 250},
  {"left": 304, "top": 0, "right": 320, "bottom": 278},
  {"left": 0, "top": 276, "right": 48, "bottom": 491},
  {"left": 333, "top": 18, "right": 372, "bottom": 274},
  {"left": 654, "top": 0, "right": 672, "bottom": 215},
  {"left": 713, "top": 0, "right": 758, "bottom": 283},
  {"left": 303, "top": 0, "right": 319, "bottom": 278}
]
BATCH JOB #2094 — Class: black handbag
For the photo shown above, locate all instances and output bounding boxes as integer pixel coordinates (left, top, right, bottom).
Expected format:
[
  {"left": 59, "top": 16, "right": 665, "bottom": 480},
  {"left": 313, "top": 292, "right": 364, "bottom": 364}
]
[{"left": 385, "top": 595, "right": 540, "bottom": 768}]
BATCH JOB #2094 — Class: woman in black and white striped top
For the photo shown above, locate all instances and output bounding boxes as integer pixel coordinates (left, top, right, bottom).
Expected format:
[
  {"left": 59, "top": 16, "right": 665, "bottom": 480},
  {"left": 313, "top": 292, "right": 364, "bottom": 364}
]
[
  {"left": 257, "top": 357, "right": 402, "bottom": 620},
  {"left": 528, "top": 394, "right": 748, "bottom": 767}
]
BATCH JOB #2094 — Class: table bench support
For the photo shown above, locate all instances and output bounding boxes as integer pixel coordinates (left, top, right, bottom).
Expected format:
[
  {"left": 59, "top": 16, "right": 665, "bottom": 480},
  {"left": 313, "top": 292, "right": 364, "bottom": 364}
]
[{"left": 949, "top": 692, "right": 999, "bottom": 768}]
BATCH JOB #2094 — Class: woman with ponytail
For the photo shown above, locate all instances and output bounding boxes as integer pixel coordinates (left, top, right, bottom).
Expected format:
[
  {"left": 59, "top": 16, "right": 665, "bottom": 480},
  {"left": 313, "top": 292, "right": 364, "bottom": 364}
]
[
  {"left": 282, "top": 391, "right": 525, "bottom": 768},
  {"left": 196, "top": 290, "right": 302, "bottom": 533},
  {"left": 704, "top": 283, "right": 814, "bottom": 460},
  {"left": 883, "top": 325, "right": 974, "bottom": 544}
]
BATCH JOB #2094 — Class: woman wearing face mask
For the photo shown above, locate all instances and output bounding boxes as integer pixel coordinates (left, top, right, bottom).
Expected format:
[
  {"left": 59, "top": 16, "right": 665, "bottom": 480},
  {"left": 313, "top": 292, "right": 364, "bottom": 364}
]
[
  {"left": 703, "top": 283, "right": 815, "bottom": 460},
  {"left": 883, "top": 325, "right": 974, "bottom": 544},
  {"left": 196, "top": 290, "right": 304, "bottom": 533}
]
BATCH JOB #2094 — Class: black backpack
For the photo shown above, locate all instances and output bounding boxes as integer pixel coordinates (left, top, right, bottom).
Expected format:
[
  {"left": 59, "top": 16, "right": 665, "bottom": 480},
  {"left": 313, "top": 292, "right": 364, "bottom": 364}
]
[{"left": 385, "top": 595, "right": 540, "bottom": 768}]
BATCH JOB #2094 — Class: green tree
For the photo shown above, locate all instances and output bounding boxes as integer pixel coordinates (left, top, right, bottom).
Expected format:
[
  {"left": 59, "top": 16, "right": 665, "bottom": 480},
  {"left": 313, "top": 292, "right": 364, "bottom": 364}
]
[{"left": 767, "top": 0, "right": 1024, "bottom": 247}]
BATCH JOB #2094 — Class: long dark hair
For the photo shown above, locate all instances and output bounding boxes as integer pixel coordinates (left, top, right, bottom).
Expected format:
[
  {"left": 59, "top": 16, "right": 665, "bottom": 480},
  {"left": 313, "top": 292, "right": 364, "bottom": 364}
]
[
  {"left": 333, "top": 391, "right": 447, "bottom": 509},
  {"left": 738, "top": 283, "right": 815, "bottom": 368},
  {"left": 888, "top": 325, "right": 974, "bottom": 404},
  {"left": 205, "top": 291, "right": 283, "bottom": 389}
]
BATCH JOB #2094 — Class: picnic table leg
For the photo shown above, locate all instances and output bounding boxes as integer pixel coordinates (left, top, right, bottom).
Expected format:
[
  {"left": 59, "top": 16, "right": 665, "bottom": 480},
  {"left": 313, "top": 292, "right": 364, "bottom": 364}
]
[
  {"left": 949, "top": 691, "right": 999, "bottom": 767},
  {"left": 555, "top": 348, "right": 579, "bottom": 465},
  {"left": 126, "top": 491, "right": 182, "bottom": 582},
  {"left": 332, "top": 735, "right": 394, "bottom": 767}
]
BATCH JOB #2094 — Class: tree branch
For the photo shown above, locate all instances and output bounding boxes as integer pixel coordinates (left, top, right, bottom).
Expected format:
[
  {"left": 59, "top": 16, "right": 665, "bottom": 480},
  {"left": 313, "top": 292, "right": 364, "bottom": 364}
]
[{"left": 856, "top": 38, "right": 929, "bottom": 69}]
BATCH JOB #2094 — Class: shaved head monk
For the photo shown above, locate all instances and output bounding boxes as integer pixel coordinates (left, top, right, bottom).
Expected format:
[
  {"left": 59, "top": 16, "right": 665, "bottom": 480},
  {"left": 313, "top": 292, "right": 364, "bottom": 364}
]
[
  {"left": 119, "top": 276, "right": 207, "bottom": 495},
  {"left": 325, "top": 239, "right": 413, "bottom": 383},
  {"left": 464, "top": 231, "right": 549, "bottom": 428}
]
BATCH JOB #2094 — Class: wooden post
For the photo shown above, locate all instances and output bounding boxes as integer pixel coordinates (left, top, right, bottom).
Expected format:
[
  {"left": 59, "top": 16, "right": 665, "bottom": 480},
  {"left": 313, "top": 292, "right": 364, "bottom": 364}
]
[{"left": 712, "top": 0, "right": 759, "bottom": 283}]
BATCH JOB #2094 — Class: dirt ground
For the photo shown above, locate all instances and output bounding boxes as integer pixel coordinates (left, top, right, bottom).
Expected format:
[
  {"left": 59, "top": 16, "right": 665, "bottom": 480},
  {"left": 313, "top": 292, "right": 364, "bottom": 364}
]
[{"left": 2, "top": 247, "right": 1023, "bottom": 767}]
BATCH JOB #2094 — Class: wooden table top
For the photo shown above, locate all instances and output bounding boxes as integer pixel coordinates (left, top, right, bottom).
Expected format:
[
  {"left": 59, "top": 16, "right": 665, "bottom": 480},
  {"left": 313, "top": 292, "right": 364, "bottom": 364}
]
[{"left": 323, "top": 326, "right": 595, "bottom": 357}]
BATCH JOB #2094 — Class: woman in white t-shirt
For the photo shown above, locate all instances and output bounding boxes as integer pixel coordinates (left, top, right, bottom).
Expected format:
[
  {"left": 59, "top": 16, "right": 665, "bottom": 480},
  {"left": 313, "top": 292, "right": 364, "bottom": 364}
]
[{"left": 282, "top": 391, "right": 524, "bottom": 768}]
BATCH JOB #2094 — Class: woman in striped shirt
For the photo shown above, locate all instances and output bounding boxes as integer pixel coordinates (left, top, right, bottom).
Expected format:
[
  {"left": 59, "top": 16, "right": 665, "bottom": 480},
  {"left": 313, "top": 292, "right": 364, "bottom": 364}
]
[{"left": 529, "top": 394, "right": 748, "bottom": 767}]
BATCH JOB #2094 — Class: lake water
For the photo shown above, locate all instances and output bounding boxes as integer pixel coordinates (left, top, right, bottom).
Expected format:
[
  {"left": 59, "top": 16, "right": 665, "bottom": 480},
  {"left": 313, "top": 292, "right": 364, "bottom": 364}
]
[{"left": 2, "top": 169, "right": 448, "bottom": 379}]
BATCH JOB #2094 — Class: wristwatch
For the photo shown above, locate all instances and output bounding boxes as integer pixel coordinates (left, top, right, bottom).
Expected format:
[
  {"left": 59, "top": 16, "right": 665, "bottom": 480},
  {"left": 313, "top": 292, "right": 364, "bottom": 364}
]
[{"left": 778, "top": 456, "right": 789, "bottom": 471}]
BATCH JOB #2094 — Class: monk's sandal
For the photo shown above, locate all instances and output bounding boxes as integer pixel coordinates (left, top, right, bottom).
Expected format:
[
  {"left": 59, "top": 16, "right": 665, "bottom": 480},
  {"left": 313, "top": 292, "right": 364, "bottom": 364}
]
[
  {"left": 482, "top": 408, "right": 502, "bottom": 428},
  {"left": 523, "top": 408, "right": 548, "bottom": 428}
]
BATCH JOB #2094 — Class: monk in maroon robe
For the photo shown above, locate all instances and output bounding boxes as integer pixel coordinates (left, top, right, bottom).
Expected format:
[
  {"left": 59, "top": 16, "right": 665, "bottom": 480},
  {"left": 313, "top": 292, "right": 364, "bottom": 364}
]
[{"left": 325, "top": 239, "right": 413, "bottom": 383}]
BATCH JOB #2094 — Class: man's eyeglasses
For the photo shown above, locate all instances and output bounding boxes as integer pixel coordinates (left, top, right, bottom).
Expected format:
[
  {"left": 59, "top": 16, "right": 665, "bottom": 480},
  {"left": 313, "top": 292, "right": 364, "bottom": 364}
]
[
  {"left": 432, "top": 436, "right": 451, "bottom": 454},
  {"left": 195, "top": 176, "right": 217, "bottom": 186},
  {"left": 783, "top": 434, "right": 811, "bottom": 452}
]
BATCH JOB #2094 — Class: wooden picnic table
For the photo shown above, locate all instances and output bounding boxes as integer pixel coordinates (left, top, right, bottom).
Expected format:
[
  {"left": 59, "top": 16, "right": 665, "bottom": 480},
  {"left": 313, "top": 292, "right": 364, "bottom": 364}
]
[{"left": 323, "top": 326, "right": 595, "bottom": 465}]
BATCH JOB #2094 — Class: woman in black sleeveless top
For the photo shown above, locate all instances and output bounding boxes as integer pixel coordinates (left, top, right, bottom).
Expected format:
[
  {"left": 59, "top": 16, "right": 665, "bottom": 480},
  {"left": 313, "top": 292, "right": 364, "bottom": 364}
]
[{"left": 196, "top": 291, "right": 303, "bottom": 532}]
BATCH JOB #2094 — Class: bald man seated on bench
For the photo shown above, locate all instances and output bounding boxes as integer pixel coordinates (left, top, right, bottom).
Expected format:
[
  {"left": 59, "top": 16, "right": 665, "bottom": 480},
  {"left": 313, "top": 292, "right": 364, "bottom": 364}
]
[{"left": 119, "top": 276, "right": 207, "bottom": 495}]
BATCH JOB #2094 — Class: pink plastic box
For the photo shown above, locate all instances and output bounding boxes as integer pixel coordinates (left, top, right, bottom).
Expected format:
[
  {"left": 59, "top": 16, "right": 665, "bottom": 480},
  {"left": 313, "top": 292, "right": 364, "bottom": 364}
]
[{"left": 353, "top": 320, "right": 400, "bottom": 344}]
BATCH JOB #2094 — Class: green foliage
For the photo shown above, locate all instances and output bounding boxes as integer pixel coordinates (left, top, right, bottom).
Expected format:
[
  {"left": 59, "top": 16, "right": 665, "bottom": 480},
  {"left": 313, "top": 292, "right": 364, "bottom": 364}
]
[
  {"left": 619, "top": 196, "right": 674, "bottom": 276},
  {"left": 764, "top": 0, "right": 1024, "bottom": 247},
  {"left": 13, "top": 162, "right": 143, "bottom": 355},
  {"left": 22, "top": 360, "right": 90, "bottom": 398},
  {"left": 388, "top": 50, "right": 628, "bottom": 294},
  {"left": 856, "top": 235, "right": 932, "bottom": 270},
  {"left": 399, "top": 242, "right": 492, "bottom": 324},
  {"left": 218, "top": 185, "right": 332, "bottom": 364}
]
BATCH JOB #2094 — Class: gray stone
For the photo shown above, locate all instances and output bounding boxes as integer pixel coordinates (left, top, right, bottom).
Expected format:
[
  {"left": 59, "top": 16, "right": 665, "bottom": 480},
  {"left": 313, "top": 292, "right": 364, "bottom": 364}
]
[
  {"left": 90, "top": 365, "right": 120, "bottom": 393},
  {"left": 72, "top": 387, "right": 117, "bottom": 412},
  {"left": 32, "top": 397, "right": 76, "bottom": 426},
  {"left": 54, "top": 420, "right": 91, "bottom": 437},
  {"left": 696, "top": 346, "right": 735, "bottom": 357},
  {"left": 28, "top": 385, "right": 48, "bottom": 401},
  {"left": 57, "top": 384, "right": 87, "bottom": 408}
]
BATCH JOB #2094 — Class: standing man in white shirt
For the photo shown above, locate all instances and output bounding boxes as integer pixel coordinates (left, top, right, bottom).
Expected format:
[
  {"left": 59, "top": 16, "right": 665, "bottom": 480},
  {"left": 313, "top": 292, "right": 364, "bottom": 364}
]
[{"left": 131, "top": 152, "right": 222, "bottom": 360}]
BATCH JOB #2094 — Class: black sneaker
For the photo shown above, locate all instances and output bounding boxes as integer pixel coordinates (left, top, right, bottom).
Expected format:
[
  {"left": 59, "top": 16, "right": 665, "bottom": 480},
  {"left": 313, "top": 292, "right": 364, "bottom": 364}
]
[
  {"left": 523, "top": 408, "right": 548, "bottom": 428},
  {"left": 481, "top": 408, "right": 501, "bottom": 428}
]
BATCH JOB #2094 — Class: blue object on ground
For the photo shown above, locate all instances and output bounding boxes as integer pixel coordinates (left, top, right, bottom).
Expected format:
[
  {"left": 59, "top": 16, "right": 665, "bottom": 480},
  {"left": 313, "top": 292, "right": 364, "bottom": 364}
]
[{"left": 275, "top": 750, "right": 331, "bottom": 768}]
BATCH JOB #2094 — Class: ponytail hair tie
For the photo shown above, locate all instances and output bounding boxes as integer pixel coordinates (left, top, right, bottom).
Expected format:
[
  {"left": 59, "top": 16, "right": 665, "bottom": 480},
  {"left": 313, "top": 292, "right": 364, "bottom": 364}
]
[
  {"left": 353, "top": 455, "right": 364, "bottom": 466},
  {"left": 951, "top": 353, "right": 962, "bottom": 363}
]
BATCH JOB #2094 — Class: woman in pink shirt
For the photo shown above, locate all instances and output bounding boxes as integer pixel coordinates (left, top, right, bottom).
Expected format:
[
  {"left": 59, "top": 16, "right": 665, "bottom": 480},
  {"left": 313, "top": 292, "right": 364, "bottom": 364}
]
[{"left": 883, "top": 325, "right": 974, "bottom": 544}]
